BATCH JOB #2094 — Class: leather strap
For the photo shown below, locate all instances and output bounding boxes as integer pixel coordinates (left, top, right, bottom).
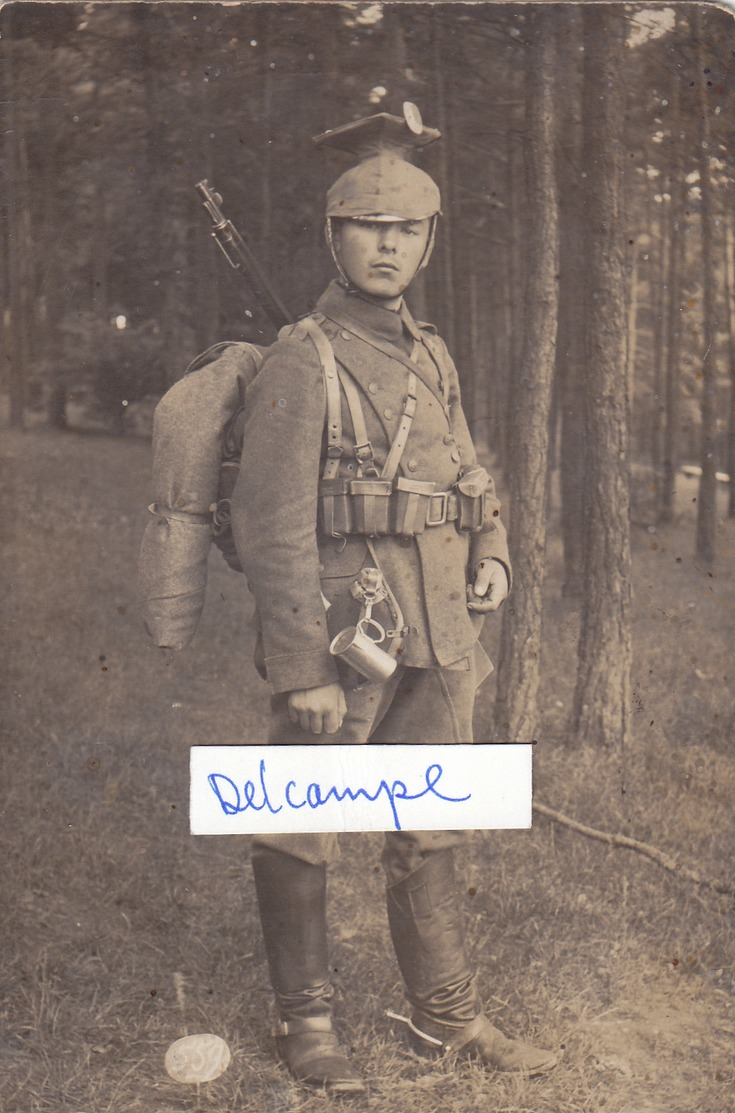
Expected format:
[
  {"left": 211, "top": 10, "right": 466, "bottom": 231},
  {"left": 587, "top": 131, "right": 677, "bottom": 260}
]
[
  {"left": 365, "top": 537, "right": 406, "bottom": 650},
  {"left": 148, "top": 502, "right": 212, "bottom": 527},
  {"left": 275, "top": 1015, "right": 334, "bottom": 1038},
  {"left": 439, "top": 1013, "right": 489, "bottom": 1056},
  {"left": 294, "top": 318, "right": 343, "bottom": 482},
  {"left": 381, "top": 372, "right": 417, "bottom": 480},
  {"left": 337, "top": 367, "right": 375, "bottom": 473}
]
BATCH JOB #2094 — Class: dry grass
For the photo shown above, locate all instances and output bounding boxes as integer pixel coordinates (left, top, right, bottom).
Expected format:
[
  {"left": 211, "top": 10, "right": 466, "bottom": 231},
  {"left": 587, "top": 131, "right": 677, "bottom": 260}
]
[{"left": 1, "top": 424, "right": 734, "bottom": 1112}]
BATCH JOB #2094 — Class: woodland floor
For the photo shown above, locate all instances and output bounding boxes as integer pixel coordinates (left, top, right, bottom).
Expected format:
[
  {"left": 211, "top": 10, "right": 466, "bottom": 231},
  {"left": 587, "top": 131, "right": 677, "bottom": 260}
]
[{"left": 1, "top": 419, "right": 734, "bottom": 1113}]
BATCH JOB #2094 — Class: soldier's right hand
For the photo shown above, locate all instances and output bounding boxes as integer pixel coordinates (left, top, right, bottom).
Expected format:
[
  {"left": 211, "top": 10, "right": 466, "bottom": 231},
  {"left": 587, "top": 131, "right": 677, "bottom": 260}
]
[{"left": 287, "top": 683, "right": 347, "bottom": 736}]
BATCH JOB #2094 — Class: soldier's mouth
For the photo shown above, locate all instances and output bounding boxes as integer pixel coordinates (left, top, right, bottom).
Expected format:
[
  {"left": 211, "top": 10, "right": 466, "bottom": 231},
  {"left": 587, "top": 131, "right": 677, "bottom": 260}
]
[{"left": 372, "top": 262, "right": 399, "bottom": 273}]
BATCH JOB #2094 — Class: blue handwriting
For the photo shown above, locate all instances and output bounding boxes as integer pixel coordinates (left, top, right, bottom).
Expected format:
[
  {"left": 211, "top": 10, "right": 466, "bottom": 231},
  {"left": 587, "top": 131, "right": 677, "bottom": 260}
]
[{"left": 206, "top": 759, "right": 470, "bottom": 831}]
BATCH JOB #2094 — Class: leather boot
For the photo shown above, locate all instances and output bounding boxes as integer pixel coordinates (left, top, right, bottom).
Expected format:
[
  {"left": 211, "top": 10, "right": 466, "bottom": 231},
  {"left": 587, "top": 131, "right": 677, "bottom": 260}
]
[
  {"left": 251, "top": 847, "right": 365, "bottom": 1094},
  {"left": 386, "top": 849, "right": 558, "bottom": 1076}
]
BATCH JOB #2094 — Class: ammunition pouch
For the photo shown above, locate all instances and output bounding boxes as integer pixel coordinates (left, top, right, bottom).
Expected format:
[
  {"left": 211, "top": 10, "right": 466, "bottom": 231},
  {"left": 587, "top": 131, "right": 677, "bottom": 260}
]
[
  {"left": 319, "top": 477, "right": 354, "bottom": 538},
  {"left": 349, "top": 478, "right": 393, "bottom": 537},
  {"left": 319, "top": 470, "right": 495, "bottom": 541},
  {"left": 455, "top": 466, "right": 492, "bottom": 533}
]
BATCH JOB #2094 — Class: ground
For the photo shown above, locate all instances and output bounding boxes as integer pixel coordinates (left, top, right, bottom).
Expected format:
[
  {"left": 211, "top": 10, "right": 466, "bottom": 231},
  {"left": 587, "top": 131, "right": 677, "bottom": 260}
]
[{"left": 0, "top": 422, "right": 733, "bottom": 1113}]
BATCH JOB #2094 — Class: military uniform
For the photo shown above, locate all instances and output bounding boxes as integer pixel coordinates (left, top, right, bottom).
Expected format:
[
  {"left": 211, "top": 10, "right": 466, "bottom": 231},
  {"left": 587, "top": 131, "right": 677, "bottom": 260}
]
[
  {"left": 229, "top": 107, "right": 556, "bottom": 1094},
  {"left": 231, "top": 276, "right": 506, "bottom": 859}
]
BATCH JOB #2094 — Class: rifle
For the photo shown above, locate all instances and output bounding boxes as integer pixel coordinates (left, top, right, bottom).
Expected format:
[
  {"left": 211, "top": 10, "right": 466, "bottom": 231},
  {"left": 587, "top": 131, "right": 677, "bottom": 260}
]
[{"left": 195, "top": 179, "right": 292, "bottom": 332}]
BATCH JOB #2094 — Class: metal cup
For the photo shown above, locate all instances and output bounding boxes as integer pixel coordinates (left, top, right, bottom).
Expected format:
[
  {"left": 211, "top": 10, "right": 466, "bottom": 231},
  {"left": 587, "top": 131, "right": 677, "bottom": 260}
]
[{"left": 329, "top": 618, "right": 397, "bottom": 683}]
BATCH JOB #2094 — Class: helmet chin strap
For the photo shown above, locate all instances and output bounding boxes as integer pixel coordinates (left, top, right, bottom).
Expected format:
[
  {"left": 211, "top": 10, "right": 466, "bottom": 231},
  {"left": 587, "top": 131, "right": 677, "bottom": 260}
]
[
  {"left": 325, "top": 219, "right": 352, "bottom": 288},
  {"left": 325, "top": 214, "right": 439, "bottom": 293},
  {"left": 417, "top": 214, "right": 438, "bottom": 274}
]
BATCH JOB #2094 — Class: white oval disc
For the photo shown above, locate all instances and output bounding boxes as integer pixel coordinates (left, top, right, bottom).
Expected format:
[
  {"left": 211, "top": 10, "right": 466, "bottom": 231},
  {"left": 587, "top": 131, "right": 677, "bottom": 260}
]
[{"left": 164, "top": 1033, "right": 231, "bottom": 1084}]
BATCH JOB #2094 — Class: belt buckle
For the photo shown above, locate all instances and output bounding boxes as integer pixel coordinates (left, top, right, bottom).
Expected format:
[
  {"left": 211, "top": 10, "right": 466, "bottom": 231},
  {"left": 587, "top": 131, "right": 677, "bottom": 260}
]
[{"left": 427, "top": 491, "right": 448, "bottom": 526}]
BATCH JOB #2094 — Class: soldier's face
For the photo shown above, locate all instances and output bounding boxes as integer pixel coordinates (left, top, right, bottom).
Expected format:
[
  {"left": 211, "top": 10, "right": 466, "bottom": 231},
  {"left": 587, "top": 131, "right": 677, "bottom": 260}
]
[{"left": 333, "top": 218, "right": 431, "bottom": 306}]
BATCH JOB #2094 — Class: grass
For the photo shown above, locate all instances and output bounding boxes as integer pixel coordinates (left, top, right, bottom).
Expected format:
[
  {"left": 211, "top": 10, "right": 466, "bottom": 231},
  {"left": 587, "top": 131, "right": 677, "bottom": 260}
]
[{"left": 1, "top": 422, "right": 734, "bottom": 1112}]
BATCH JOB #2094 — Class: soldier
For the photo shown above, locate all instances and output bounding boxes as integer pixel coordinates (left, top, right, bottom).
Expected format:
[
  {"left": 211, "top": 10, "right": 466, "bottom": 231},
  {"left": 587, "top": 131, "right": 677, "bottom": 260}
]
[{"left": 230, "top": 106, "right": 557, "bottom": 1095}]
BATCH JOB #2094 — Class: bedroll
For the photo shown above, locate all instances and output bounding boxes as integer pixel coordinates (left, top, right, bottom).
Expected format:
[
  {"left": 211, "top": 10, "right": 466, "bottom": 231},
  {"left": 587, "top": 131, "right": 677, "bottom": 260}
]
[{"left": 137, "top": 341, "right": 263, "bottom": 650}]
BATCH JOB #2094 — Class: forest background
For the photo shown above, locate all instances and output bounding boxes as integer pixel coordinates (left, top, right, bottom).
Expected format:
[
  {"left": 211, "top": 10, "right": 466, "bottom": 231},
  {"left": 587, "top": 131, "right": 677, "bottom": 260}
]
[{"left": 1, "top": 2, "right": 734, "bottom": 1112}]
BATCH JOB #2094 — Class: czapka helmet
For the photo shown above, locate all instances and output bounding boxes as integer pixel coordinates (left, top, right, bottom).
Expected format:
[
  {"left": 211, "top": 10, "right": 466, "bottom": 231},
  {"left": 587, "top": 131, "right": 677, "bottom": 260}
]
[{"left": 314, "top": 103, "right": 441, "bottom": 278}]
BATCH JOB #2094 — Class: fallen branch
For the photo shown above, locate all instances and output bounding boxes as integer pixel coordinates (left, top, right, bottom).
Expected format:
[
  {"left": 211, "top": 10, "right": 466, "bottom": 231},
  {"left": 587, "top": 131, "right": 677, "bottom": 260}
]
[{"left": 533, "top": 800, "right": 734, "bottom": 897}]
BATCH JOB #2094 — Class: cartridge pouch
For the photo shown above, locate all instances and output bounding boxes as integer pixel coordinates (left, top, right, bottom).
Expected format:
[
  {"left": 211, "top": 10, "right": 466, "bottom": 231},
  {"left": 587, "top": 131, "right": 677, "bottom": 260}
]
[
  {"left": 349, "top": 477, "right": 393, "bottom": 537},
  {"left": 392, "top": 477, "right": 436, "bottom": 538},
  {"left": 319, "top": 476, "right": 354, "bottom": 537},
  {"left": 455, "top": 466, "right": 491, "bottom": 532}
]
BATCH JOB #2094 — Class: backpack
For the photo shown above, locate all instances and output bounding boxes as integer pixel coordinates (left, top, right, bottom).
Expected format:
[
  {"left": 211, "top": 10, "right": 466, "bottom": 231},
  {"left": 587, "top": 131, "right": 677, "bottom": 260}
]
[{"left": 138, "top": 319, "right": 336, "bottom": 650}]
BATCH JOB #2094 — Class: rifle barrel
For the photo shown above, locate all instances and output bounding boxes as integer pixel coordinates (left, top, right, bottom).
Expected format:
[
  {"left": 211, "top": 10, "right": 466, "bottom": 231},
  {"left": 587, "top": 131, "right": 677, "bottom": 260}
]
[{"left": 195, "top": 179, "right": 292, "bottom": 331}]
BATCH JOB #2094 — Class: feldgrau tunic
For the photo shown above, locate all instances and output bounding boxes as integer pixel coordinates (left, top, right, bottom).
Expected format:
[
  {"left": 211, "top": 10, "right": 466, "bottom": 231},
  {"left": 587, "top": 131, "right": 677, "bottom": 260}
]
[{"left": 231, "top": 280, "right": 510, "bottom": 696}]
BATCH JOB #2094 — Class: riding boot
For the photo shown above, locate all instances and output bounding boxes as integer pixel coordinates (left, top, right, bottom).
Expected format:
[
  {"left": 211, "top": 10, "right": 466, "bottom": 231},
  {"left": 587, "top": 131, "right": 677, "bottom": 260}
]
[
  {"left": 251, "top": 846, "right": 365, "bottom": 1094},
  {"left": 385, "top": 848, "right": 558, "bottom": 1075}
]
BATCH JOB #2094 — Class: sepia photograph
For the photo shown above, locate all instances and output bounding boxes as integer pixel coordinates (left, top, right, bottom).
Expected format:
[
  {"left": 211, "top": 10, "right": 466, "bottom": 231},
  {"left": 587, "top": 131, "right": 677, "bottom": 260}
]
[{"left": 1, "top": 1, "right": 734, "bottom": 1110}]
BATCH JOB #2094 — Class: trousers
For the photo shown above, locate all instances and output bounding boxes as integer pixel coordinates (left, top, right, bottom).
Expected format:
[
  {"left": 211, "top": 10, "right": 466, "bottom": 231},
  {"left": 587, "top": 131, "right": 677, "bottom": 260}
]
[{"left": 251, "top": 654, "right": 488, "bottom": 882}]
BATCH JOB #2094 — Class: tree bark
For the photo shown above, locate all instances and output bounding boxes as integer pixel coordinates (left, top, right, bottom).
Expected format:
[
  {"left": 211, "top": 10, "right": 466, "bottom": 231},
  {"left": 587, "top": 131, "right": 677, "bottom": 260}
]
[
  {"left": 432, "top": 12, "right": 456, "bottom": 355},
  {"left": 554, "top": 5, "right": 586, "bottom": 597},
  {"left": 494, "top": 9, "right": 559, "bottom": 743},
  {"left": 660, "top": 71, "right": 684, "bottom": 524},
  {"left": 572, "top": 7, "right": 632, "bottom": 748},
  {"left": 693, "top": 8, "right": 719, "bottom": 564},
  {"left": 726, "top": 217, "right": 735, "bottom": 518},
  {"left": 3, "top": 18, "right": 31, "bottom": 429}
]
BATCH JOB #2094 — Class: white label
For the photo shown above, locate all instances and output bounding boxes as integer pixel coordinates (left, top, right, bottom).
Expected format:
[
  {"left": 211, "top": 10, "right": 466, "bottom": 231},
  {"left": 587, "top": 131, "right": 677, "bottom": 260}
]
[{"left": 190, "top": 745, "right": 532, "bottom": 835}]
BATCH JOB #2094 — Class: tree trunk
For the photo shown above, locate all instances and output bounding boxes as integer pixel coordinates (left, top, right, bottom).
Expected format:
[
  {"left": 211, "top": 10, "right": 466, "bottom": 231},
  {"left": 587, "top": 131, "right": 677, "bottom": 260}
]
[
  {"left": 432, "top": 12, "right": 456, "bottom": 354},
  {"left": 3, "top": 20, "right": 31, "bottom": 429},
  {"left": 694, "top": 8, "right": 719, "bottom": 565},
  {"left": 660, "top": 72, "right": 684, "bottom": 524},
  {"left": 494, "top": 9, "right": 559, "bottom": 743},
  {"left": 554, "top": 4, "right": 586, "bottom": 597},
  {"left": 652, "top": 208, "right": 669, "bottom": 485},
  {"left": 726, "top": 217, "right": 735, "bottom": 518},
  {"left": 572, "top": 7, "right": 632, "bottom": 748}
]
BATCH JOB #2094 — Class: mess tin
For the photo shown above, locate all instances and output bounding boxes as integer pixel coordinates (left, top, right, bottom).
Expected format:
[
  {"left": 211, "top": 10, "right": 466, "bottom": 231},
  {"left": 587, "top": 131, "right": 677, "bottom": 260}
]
[{"left": 330, "top": 618, "right": 397, "bottom": 683}]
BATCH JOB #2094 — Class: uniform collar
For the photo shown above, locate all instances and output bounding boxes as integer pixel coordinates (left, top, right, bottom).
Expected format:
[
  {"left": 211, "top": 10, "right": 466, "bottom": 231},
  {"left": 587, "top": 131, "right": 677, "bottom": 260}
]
[{"left": 316, "top": 281, "right": 436, "bottom": 351}]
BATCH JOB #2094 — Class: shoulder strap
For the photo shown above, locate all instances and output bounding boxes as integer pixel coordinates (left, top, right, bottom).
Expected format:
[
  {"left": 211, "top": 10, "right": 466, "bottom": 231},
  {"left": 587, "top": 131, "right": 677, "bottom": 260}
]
[
  {"left": 381, "top": 371, "right": 417, "bottom": 481},
  {"left": 291, "top": 317, "right": 343, "bottom": 481},
  {"left": 337, "top": 368, "right": 375, "bottom": 474},
  {"left": 293, "top": 316, "right": 418, "bottom": 483}
]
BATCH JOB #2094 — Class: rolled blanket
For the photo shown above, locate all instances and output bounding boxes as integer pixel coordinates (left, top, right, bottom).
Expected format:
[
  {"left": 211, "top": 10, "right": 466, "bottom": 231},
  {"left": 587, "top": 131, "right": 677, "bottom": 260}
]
[{"left": 138, "top": 342, "right": 263, "bottom": 649}]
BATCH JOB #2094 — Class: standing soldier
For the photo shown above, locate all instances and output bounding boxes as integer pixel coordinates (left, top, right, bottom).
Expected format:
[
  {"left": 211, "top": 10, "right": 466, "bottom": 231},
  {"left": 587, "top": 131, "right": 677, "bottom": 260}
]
[{"left": 230, "top": 105, "right": 557, "bottom": 1095}]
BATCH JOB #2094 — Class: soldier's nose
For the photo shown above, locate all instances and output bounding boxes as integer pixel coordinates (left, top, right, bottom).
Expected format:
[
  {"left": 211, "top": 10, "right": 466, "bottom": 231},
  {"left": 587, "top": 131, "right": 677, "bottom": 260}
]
[{"left": 378, "top": 228, "right": 399, "bottom": 251}]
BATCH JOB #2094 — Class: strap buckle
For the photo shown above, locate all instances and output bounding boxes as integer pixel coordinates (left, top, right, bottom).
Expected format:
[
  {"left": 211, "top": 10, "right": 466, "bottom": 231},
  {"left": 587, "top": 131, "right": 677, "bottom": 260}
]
[
  {"left": 353, "top": 441, "right": 375, "bottom": 469},
  {"left": 426, "top": 491, "right": 448, "bottom": 526}
]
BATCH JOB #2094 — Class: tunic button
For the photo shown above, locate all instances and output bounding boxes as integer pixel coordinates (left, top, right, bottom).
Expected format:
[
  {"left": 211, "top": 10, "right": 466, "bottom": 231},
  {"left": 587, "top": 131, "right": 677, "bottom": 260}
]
[
  {"left": 443, "top": 434, "right": 454, "bottom": 445},
  {"left": 451, "top": 449, "right": 461, "bottom": 462},
  {"left": 384, "top": 407, "right": 394, "bottom": 420},
  {"left": 341, "top": 330, "right": 352, "bottom": 341},
  {"left": 368, "top": 382, "right": 378, "bottom": 395},
  {"left": 407, "top": 458, "right": 418, "bottom": 472}
]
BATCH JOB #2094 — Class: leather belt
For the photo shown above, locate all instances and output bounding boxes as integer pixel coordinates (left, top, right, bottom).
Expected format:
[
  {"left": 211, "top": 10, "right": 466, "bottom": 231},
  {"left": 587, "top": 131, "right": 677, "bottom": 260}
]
[{"left": 426, "top": 490, "right": 459, "bottom": 526}]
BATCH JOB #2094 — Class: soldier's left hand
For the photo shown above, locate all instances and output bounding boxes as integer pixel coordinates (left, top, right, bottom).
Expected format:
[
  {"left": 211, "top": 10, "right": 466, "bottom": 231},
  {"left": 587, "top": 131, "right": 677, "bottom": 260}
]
[{"left": 466, "top": 559, "right": 509, "bottom": 613}]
